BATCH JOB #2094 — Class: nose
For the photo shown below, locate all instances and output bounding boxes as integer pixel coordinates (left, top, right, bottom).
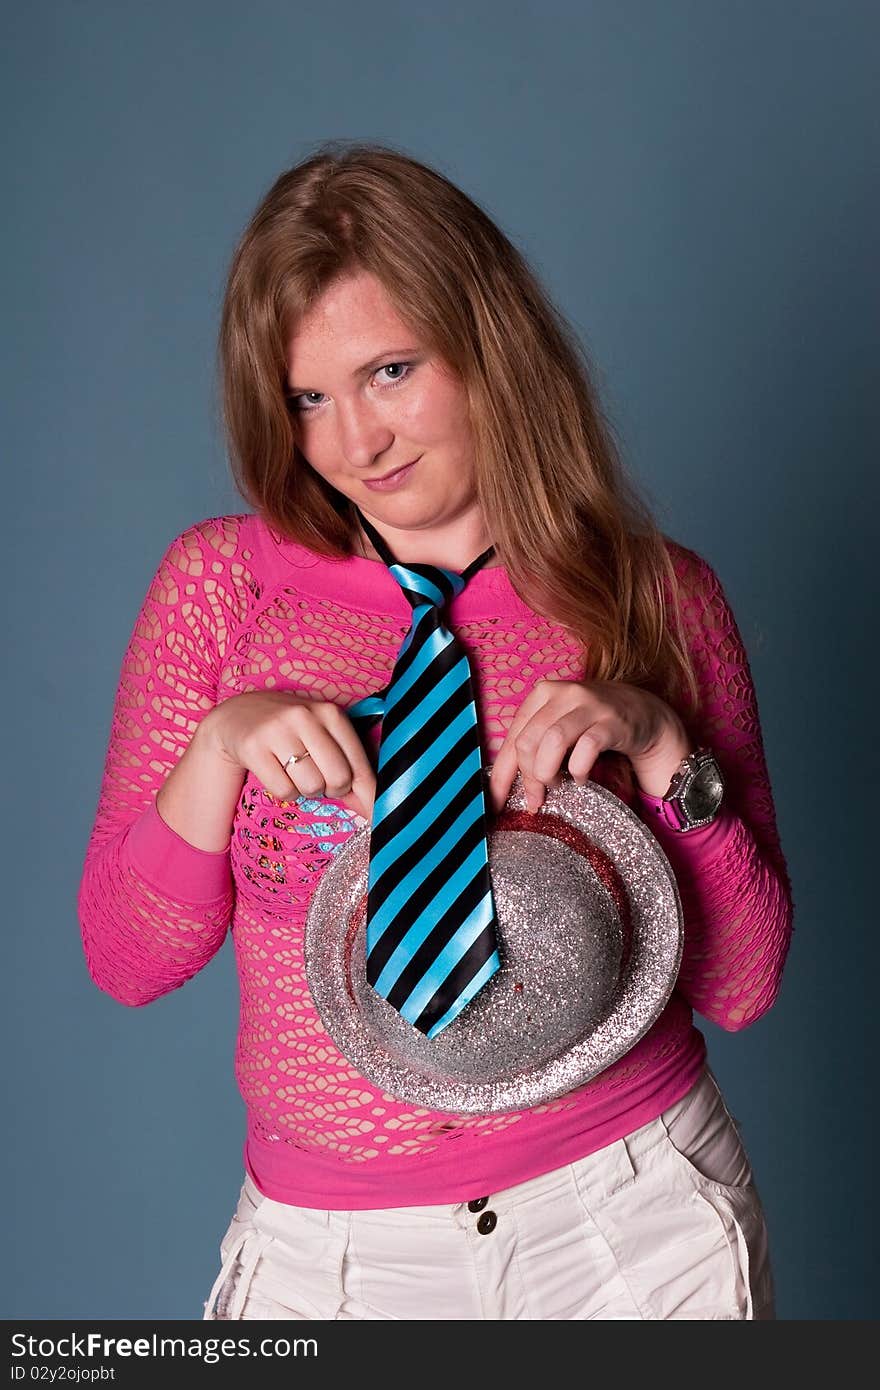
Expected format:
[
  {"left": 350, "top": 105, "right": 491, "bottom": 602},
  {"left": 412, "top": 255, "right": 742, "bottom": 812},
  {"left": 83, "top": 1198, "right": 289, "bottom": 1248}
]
[{"left": 336, "top": 396, "right": 394, "bottom": 469}]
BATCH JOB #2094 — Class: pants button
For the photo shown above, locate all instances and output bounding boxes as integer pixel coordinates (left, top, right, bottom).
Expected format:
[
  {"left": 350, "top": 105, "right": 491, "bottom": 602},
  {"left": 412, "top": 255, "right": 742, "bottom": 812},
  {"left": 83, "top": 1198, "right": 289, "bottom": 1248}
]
[
  {"left": 467, "top": 1197, "right": 489, "bottom": 1212},
  {"left": 476, "top": 1210, "right": 498, "bottom": 1235}
]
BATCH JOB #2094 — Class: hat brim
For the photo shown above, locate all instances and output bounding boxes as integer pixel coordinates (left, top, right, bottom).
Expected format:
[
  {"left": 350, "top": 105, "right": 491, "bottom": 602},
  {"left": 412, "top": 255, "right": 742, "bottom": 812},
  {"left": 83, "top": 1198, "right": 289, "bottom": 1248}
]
[{"left": 304, "top": 775, "right": 683, "bottom": 1114}]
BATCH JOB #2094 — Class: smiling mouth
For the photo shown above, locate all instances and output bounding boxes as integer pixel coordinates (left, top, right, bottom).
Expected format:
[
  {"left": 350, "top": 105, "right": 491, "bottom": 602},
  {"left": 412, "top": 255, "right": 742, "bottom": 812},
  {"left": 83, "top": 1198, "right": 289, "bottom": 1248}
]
[
  {"left": 373, "top": 458, "right": 419, "bottom": 482},
  {"left": 361, "top": 457, "right": 422, "bottom": 490}
]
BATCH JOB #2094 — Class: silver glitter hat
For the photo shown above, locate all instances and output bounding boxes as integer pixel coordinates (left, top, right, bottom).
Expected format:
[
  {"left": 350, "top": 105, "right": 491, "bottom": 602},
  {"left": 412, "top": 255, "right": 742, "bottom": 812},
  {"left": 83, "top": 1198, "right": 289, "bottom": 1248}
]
[{"left": 304, "top": 773, "right": 683, "bottom": 1114}]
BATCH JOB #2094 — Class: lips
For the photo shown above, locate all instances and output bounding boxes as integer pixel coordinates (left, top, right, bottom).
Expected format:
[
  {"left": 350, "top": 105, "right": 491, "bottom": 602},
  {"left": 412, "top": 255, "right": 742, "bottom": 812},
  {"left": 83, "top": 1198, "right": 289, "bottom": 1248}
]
[
  {"left": 377, "top": 459, "right": 418, "bottom": 482},
  {"left": 363, "top": 457, "right": 421, "bottom": 491}
]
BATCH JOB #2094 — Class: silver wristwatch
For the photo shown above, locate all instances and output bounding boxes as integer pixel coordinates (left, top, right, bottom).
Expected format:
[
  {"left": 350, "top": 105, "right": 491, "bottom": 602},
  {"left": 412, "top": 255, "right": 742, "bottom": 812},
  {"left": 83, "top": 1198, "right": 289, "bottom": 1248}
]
[{"left": 658, "top": 747, "right": 725, "bottom": 832}]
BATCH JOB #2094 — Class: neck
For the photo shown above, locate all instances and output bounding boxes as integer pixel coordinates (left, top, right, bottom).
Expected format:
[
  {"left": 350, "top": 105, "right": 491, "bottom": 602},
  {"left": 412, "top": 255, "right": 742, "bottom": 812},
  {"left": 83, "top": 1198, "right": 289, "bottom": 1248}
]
[{"left": 351, "top": 510, "right": 500, "bottom": 572}]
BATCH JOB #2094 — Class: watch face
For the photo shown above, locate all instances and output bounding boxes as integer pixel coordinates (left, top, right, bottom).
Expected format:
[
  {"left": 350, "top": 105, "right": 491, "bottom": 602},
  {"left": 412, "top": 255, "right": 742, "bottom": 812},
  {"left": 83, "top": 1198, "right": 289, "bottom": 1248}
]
[{"left": 684, "top": 761, "right": 724, "bottom": 820}]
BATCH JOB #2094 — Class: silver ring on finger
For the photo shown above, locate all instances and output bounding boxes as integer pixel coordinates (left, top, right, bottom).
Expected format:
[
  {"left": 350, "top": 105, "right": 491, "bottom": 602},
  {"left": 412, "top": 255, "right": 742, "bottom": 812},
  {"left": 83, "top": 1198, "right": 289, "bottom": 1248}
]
[{"left": 282, "top": 750, "right": 312, "bottom": 772}]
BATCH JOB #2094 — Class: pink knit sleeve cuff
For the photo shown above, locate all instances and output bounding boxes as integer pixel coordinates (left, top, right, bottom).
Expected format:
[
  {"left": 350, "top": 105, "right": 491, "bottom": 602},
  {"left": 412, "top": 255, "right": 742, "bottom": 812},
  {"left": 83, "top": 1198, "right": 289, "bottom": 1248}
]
[
  {"left": 126, "top": 797, "right": 232, "bottom": 903},
  {"left": 633, "top": 791, "right": 738, "bottom": 870}
]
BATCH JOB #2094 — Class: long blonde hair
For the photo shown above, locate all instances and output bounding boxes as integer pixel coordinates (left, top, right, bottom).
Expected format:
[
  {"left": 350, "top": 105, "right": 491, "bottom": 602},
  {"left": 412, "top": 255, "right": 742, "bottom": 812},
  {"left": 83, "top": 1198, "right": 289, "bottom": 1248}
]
[{"left": 218, "top": 141, "right": 701, "bottom": 743}]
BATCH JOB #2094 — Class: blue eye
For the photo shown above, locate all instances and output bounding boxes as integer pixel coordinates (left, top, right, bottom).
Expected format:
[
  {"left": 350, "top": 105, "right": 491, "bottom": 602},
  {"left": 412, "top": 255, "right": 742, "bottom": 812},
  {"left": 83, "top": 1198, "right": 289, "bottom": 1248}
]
[
  {"left": 290, "top": 391, "right": 324, "bottom": 412},
  {"left": 377, "top": 362, "right": 411, "bottom": 383}
]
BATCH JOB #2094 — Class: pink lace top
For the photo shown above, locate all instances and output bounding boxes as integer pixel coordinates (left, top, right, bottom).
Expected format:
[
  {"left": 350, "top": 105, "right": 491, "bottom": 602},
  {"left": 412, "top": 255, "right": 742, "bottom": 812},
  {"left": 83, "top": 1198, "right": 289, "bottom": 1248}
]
[{"left": 77, "top": 513, "right": 794, "bottom": 1208}]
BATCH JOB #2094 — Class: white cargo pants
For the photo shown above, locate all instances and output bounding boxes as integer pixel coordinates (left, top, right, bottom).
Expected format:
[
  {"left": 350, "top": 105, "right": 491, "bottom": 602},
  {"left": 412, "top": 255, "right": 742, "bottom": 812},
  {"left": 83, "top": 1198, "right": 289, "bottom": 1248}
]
[{"left": 204, "top": 1066, "right": 774, "bottom": 1320}]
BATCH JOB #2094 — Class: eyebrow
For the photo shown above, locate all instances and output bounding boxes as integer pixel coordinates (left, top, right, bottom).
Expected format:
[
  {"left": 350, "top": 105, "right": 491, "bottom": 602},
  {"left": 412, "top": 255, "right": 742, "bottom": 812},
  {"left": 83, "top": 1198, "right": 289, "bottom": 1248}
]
[{"left": 286, "top": 347, "right": 421, "bottom": 396}]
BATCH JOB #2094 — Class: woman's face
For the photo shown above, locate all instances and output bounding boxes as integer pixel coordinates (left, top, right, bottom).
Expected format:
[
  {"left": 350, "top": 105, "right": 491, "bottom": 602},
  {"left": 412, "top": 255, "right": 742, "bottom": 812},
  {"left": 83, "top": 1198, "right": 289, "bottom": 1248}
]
[{"left": 285, "top": 269, "right": 493, "bottom": 566}]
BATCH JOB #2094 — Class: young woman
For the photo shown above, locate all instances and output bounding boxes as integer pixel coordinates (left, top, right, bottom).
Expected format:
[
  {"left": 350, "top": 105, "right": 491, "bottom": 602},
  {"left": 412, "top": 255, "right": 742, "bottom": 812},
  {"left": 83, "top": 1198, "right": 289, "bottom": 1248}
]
[{"left": 78, "top": 142, "right": 793, "bottom": 1320}]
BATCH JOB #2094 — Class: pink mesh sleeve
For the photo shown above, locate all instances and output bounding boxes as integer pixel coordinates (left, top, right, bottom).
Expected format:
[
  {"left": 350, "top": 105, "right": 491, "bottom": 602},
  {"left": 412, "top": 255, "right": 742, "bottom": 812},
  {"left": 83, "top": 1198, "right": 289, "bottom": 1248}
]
[
  {"left": 633, "top": 544, "right": 795, "bottom": 1030},
  {"left": 77, "top": 516, "right": 253, "bottom": 1005}
]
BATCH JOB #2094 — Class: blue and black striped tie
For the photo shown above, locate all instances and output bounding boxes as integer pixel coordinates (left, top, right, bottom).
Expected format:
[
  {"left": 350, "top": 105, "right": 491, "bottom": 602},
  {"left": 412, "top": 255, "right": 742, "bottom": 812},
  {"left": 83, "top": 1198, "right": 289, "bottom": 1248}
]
[{"left": 347, "top": 512, "right": 501, "bottom": 1038}]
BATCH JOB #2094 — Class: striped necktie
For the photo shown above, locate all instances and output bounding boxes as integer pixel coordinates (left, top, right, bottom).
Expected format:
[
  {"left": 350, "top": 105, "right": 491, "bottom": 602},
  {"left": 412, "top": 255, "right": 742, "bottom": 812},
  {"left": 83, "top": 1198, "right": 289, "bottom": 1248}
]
[{"left": 346, "top": 511, "right": 501, "bottom": 1038}]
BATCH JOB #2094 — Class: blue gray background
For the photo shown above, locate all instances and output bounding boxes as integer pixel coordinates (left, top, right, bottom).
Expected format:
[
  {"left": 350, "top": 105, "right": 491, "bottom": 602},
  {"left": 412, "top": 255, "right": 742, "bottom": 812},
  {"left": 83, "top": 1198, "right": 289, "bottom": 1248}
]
[{"left": 3, "top": 1, "right": 876, "bottom": 1321}]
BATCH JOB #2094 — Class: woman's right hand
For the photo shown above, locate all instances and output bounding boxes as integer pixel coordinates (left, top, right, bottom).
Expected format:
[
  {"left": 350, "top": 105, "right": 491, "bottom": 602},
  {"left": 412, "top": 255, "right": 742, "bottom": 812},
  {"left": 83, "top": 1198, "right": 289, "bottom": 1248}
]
[{"left": 201, "top": 691, "right": 377, "bottom": 822}]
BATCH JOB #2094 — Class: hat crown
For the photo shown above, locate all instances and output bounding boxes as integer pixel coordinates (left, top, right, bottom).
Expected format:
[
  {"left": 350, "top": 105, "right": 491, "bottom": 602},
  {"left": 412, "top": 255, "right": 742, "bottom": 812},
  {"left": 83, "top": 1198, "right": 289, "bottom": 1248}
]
[{"left": 356, "top": 827, "right": 626, "bottom": 1084}]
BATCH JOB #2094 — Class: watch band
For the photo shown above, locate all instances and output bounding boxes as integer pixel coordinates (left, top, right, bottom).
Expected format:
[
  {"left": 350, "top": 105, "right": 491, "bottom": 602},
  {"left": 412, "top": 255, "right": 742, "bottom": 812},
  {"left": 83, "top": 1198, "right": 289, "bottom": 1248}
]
[{"left": 659, "top": 789, "right": 691, "bottom": 832}]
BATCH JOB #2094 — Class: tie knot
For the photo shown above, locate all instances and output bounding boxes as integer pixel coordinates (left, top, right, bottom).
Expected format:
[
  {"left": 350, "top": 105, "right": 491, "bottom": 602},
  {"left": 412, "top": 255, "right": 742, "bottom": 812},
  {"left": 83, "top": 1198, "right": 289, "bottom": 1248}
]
[{"left": 389, "top": 561, "right": 464, "bottom": 613}]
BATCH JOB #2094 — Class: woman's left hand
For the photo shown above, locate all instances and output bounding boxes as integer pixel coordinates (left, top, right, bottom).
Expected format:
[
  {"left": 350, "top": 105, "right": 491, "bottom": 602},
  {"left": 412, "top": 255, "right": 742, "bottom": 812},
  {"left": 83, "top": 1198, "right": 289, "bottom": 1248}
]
[{"left": 487, "top": 678, "right": 693, "bottom": 815}]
